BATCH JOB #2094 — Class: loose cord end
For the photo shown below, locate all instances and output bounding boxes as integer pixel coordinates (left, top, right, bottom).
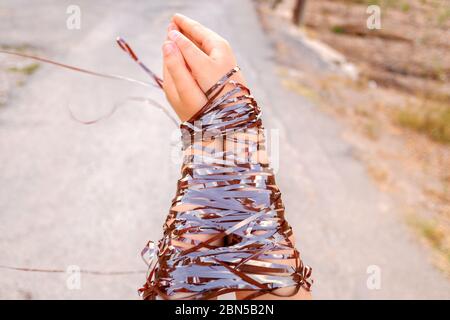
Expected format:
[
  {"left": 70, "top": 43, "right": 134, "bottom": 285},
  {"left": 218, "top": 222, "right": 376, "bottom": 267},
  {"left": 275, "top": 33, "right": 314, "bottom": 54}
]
[{"left": 116, "top": 37, "right": 164, "bottom": 89}]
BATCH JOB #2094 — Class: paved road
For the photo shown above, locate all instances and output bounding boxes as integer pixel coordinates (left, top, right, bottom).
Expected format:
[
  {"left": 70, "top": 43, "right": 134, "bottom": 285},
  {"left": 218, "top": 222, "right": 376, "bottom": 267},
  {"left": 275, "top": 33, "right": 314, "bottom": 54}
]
[{"left": 0, "top": 0, "right": 448, "bottom": 299}]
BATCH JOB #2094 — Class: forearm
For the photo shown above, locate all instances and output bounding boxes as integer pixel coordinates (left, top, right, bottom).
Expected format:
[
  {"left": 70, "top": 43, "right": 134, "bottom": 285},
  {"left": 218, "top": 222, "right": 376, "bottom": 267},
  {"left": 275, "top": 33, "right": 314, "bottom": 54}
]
[{"left": 140, "top": 14, "right": 312, "bottom": 300}]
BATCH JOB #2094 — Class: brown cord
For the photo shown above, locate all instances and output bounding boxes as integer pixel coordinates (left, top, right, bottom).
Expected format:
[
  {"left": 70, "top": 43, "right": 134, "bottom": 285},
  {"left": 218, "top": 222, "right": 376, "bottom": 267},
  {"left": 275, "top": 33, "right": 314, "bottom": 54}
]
[{"left": 138, "top": 67, "right": 312, "bottom": 300}]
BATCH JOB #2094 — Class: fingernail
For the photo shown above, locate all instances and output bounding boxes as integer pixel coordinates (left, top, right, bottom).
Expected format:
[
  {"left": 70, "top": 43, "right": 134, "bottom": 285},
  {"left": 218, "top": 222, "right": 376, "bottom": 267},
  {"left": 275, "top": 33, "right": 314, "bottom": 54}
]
[
  {"left": 174, "top": 13, "right": 186, "bottom": 19},
  {"left": 163, "top": 42, "right": 175, "bottom": 56},
  {"left": 168, "top": 30, "right": 181, "bottom": 41}
]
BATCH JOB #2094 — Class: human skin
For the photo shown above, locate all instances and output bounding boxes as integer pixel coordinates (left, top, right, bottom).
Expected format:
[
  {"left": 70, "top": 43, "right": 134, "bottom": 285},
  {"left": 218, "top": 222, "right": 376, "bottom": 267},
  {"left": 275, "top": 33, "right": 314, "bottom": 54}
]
[{"left": 161, "top": 13, "right": 311, "bottom": 300}]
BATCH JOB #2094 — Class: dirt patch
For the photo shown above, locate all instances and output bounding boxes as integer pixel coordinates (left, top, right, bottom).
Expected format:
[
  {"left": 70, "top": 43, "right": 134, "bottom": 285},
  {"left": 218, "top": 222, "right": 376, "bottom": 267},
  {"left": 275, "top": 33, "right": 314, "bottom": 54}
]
[{"left": 303, "top": 0, "right": 450, "bottom": 99}]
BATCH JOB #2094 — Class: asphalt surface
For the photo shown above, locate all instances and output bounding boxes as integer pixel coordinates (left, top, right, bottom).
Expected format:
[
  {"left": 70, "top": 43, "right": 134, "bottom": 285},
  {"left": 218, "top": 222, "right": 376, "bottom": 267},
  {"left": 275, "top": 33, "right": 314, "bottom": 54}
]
[{"left": 0, "top": 0, "right": 448, "bottom": 299}]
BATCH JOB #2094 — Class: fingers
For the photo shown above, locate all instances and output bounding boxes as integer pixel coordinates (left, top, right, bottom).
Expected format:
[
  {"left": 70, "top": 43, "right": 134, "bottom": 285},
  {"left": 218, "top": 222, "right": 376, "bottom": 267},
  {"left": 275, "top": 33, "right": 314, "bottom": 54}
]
[
  {"left": 162, "top": 41, "right": 207, "bottom": 121},
  {"left": 163, "top": 14, "right": 246, "bottom": 118},
  {"left": 172, "top": 13, "right": 228, "bottom": 57},
  {"left": 163, "top": 25, "right": 180, "bottom": 106},
  {"left": 167, "top": 29, "right": 210, "bottom": 76},
  {"left": 162, "top": 63, "right": 180, "bottom": 109},
  {"left": 169, "top": 14, "right": 239, "bottom": 91},
  {"left": 167, "top": 21, "right": 179, "bottom": 34}
]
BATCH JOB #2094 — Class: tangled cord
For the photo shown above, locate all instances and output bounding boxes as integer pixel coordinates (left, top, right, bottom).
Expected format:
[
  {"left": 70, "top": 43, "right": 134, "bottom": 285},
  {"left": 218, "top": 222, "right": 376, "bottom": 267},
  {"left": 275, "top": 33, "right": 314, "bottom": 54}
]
[{"left": 139, "top": 67, "right": 312, "bottom": 300}]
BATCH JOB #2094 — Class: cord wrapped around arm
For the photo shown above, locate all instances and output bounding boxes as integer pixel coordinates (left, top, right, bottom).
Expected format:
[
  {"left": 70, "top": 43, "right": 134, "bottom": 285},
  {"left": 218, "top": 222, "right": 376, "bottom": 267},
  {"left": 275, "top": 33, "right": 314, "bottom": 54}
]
[{"left": 139, "top": 67, "right": 312, "bottom": 300}]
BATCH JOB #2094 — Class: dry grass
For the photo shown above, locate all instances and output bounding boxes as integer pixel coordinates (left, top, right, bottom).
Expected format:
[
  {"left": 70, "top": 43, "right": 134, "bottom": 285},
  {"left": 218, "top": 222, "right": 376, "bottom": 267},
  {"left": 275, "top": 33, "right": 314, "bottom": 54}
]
[
  {"left": 407, "top": 214, "right": 450, "bottom": 275},
  {"left": 0, "top": 44, "right": 41, "bottom": 105},
  {"left": 7, "top": 62, "right": 40, "bottom": 76},
  {"left": 395, "top": 102, "right": 450, "bottom": 144}
]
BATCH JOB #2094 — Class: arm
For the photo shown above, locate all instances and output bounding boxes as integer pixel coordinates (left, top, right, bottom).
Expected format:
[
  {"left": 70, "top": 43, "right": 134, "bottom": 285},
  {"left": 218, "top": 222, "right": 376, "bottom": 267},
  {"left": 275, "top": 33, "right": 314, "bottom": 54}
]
[{"left": 140, "top": 14, "right": 312, "bottom": 300}]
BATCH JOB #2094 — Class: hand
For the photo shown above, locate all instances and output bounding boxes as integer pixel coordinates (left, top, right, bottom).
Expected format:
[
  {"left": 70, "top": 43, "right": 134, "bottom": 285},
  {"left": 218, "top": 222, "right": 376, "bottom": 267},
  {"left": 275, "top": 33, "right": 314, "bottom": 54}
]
[{"left": 162, "top": 13, "right": 246, "bottom": 122}]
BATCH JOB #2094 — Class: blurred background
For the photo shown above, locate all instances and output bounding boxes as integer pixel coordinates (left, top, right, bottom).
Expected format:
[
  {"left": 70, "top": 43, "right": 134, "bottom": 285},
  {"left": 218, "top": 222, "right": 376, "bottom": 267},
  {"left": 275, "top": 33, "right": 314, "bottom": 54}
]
[{"left": 0, "top": 0, "right": 448, "bottom": 299}]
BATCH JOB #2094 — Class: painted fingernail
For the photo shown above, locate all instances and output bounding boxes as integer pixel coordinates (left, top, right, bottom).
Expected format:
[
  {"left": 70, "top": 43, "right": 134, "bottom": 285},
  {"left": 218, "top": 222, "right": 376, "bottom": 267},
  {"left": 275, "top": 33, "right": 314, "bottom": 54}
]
[
  {"left": 163, "top": 42, "right": 175, "bottom": 56},
  {"left": 168, "top": 30, "right": 181, "bottom": 41}
]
